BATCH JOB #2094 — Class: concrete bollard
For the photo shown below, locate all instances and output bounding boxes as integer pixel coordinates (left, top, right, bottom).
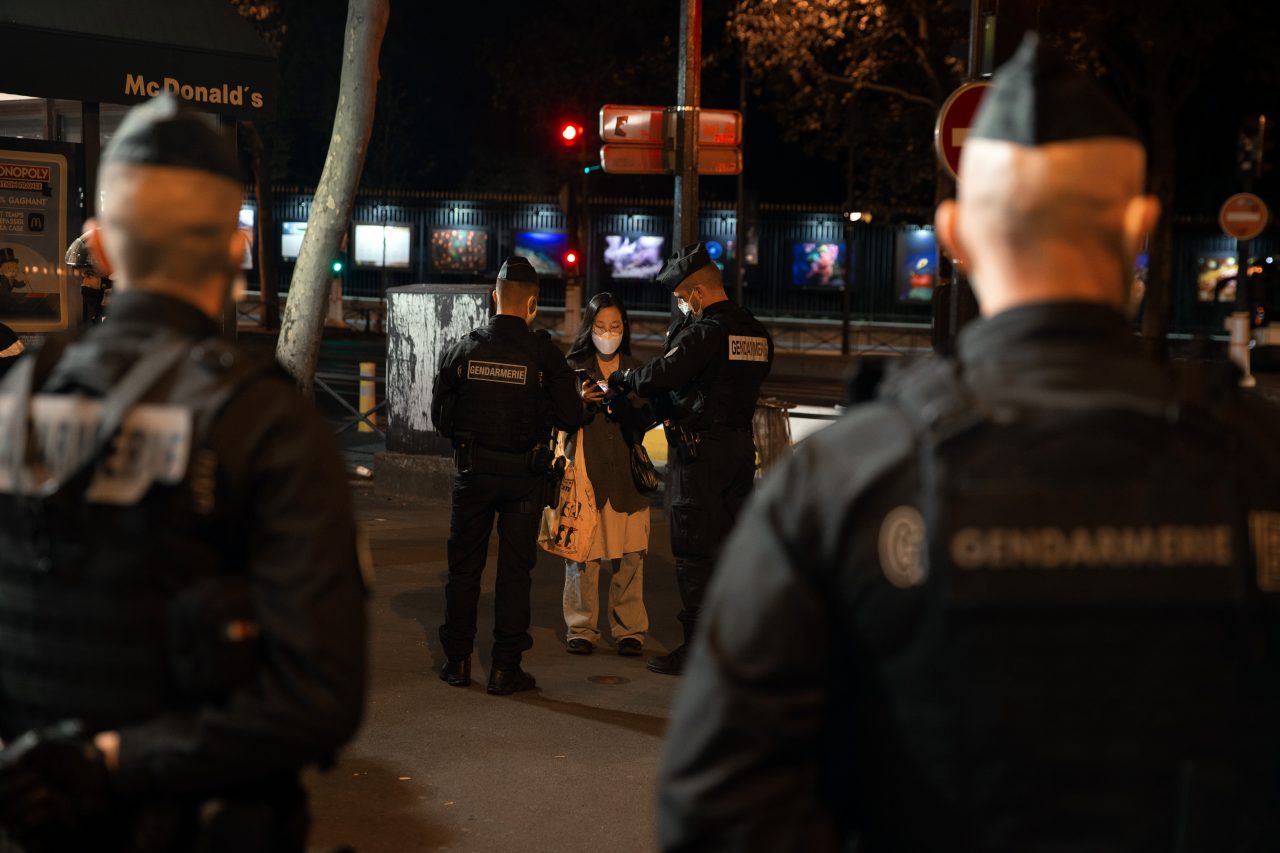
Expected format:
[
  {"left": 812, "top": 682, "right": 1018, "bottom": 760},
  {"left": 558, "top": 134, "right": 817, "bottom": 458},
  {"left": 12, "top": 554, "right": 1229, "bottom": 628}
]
[
  {"left": 358, "top": 361, "right": 377, "bottom": 433},
  {"left": 375, "top": 284, "right": 491, "bottom": 499}
]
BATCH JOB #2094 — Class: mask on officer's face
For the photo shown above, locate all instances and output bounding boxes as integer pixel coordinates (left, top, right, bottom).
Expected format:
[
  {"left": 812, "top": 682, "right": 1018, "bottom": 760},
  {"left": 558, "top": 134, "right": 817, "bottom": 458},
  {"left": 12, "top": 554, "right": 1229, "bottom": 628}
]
[
  {"left": 685, "top": 287, "right": 704, "bottom": 318},
  {"left": 677, "top": 298, "right": 691, "bottom": 316}
]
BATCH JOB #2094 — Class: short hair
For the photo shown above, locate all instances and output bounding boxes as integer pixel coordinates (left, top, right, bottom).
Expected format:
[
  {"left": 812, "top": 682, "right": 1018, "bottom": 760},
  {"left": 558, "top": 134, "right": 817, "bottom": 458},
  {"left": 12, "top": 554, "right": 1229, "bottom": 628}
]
[
  {"left": 495, "top": 277, "right": 539, "bottom": 305},
  {"left": 98, "top": 163, "right": 240, "bottom": 288},
  {"left": 679, "top": 264, "right": 724, "bottom": 294}
]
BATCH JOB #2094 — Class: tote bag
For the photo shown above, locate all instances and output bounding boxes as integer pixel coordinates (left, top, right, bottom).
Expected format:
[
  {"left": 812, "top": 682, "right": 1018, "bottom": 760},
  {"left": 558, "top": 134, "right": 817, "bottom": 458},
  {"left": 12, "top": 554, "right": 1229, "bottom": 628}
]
[{"left": 538, "top": 430, "right": 598, "bottom": 562}]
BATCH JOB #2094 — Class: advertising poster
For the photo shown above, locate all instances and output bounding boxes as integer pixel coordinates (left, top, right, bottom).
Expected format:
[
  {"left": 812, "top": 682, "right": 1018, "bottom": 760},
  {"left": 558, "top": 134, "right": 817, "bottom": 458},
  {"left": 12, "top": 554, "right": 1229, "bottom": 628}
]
[
  {"left": 791, "top": 242, "right": 847, "bottom": 288},
  {"left": 897, "top": 227, "right": 938, "bottom": 302},
  {"left": 0, "top": 144, "right": 70, "bottom": 330}
]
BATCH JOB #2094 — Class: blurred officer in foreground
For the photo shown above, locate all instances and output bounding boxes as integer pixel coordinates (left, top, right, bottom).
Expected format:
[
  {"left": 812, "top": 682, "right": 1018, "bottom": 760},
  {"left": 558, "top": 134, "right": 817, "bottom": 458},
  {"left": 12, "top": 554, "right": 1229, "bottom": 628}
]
[
  {"left": 65, "top": 234, "right": 112, "bottom": 325},
  {"left": 609, "top": 244, "right": 773, "bottom": 675},
  {"left": 659, "top": 36, "right": 1280, "bottom": 851},
  {"left": 432, "top": 256, "right": 587, "bottom": 694},
  {"left": 0, "top": 94, "right": 367, "bottom": 852}
]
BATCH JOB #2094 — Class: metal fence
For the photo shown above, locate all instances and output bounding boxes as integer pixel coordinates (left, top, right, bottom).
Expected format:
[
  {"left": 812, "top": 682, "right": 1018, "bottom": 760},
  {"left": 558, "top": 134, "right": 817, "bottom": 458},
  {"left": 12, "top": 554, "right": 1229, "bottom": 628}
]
[{"left": 247, "top": 188, "right": 1276, "bottom": 334}]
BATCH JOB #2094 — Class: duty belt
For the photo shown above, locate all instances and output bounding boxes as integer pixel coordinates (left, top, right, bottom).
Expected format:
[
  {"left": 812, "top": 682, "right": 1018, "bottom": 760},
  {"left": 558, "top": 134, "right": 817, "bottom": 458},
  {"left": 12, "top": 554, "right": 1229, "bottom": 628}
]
[{"left": 469, "top": 445, "right": 536, "bottom": 476}]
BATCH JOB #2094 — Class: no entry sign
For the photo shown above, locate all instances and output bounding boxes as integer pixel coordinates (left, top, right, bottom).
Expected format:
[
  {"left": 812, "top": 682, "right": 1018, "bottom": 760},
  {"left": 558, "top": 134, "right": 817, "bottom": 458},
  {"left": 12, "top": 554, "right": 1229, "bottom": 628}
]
[
  {"left": 1219, "top": 192, "right": 1270, "bottom": 241},
  {"left": 934, "top": 82, "right": 990, "bottom": 180}
]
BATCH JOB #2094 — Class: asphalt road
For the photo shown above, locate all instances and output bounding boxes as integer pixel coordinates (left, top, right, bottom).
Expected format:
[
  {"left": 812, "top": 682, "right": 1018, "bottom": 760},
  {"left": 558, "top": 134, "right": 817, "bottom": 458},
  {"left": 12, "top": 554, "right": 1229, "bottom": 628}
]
[{"left": 304, "top": 484, "right": 684, "bottom": 853}]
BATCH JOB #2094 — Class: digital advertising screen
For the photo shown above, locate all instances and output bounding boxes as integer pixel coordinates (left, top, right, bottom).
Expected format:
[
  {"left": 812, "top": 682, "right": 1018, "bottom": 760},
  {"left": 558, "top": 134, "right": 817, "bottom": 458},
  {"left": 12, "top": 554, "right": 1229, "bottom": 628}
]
[
  {"left": 1196, "top": 254, "right": 1238, "bottom": 302},
  {"left": 514, "top": 230, "right": 569, "bottom": 276},
  {"left": 603, "top": 235, "right": 665, "bottom": 279},
  {"left": 897, "top": 227, "right": 938, "bottom": 302},
  {"left": 431, "top": 228, "right": 488, "bottom": 272},
  {"left": 238, "top": 207, "right": 255, "bottom": 270},
  {"left": 281, "top": 221, "right": 307, "bottom": 261},
  {"left": 356, "top": 224, "right": 412, "bottom": 268},
  {"left": 790, "top": 242, "right": 846, "bottom": 287}
]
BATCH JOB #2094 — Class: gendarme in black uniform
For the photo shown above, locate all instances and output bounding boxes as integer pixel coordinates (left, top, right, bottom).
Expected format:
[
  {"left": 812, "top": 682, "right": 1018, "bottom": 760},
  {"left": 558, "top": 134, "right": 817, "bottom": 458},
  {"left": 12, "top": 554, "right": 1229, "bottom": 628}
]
[
  {"left": 610, "top": 243, "right": 773, "bottom": 674},
  {"left": 660, "top": 304, "right": 1280, "bottom": 851},
  {"left": 0, "top": 96, "right": 366, "bottom": 853},
  {"left": 658, "top": 39, "right": 1280, "bottom": 852},
  {"left": 431, "top": 256, "right": 584, "bottom": 694}
]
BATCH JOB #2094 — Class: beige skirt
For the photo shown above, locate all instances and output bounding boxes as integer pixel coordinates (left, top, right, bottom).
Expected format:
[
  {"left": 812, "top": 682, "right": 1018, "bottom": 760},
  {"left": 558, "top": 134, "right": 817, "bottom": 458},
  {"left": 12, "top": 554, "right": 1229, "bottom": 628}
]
[{"left": 587, "top": 500, "right": 650, "bottom": 561}]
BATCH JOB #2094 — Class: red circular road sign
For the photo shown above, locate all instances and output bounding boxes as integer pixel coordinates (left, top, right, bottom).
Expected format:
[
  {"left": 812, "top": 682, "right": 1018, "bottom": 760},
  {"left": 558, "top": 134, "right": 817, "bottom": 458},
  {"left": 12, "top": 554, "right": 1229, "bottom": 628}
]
[
  {"left": 1219, "top": 193, "right": 1270, "bottom": 241},
  {"left": 935, "top": 82, "right": 991, "bottom": 180}
]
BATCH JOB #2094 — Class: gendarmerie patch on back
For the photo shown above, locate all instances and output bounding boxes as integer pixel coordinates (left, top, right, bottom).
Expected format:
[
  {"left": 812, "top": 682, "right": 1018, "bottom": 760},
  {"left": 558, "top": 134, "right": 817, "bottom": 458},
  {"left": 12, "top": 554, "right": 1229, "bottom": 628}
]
[
  {"left": 467, "top": 360, "right": 527, "bottom": 385},
  {"left": 0, "top": 394, "right": 192, "bottom": 505}
]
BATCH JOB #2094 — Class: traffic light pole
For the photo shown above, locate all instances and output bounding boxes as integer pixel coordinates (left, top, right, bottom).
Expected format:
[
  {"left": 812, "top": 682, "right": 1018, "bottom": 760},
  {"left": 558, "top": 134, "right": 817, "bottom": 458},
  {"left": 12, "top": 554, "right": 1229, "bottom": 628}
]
[
  {"left": 1228, "top": 116, "right": 1265, "bottom": 386},
  {"left": 673, "top": 0, "right": 702, "bottom": 320},
  {"left": 948, "top": 0, "right": 986, "bottom": 343}
]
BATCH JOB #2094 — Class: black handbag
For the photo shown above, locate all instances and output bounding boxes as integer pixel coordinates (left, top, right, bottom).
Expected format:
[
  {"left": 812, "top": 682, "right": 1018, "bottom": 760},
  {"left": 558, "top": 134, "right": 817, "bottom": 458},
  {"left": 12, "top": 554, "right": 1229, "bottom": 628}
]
[{"left": 628, "top": 440, "right": 660, "bottom": 494}]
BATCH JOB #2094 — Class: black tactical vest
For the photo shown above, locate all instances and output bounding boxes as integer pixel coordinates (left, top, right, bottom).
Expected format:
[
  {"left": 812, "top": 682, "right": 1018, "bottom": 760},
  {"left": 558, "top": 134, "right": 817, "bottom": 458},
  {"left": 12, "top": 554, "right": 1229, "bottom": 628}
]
[
  {"left": 846, "top": 359, "right": 1280, "bottom": 851},
  {"left": 449, "top": 327, "right": 547, "bottom": 453},
  {"left": 0, "top": 335, "right": 266, "bottom": 739},
  {"left": 687, "top": 304, "right": 772, "bottom": 432}
]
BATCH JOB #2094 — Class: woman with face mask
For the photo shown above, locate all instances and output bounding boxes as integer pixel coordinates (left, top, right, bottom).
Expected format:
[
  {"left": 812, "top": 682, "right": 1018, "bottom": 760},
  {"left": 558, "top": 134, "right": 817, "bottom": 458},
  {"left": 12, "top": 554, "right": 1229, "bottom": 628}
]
[{"left": 561, "top": 292, "right": 655, "bottom": 657}]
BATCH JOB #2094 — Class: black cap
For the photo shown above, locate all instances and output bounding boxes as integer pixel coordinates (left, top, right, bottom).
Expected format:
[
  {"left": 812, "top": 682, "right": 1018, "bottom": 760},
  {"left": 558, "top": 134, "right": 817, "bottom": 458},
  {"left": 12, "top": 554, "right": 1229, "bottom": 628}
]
[
  {"left": 969, "top": 34, "right": 1141, "bottom": 147},
  {"left": 655, "top": 242, "right": 715, "bottom": 292},
  {"left": 101, "top": 94, "right": 241, "bottom": 182},
  {"left": 0, "top": 248, "right": 17, "bottom": 265},
  {"left": 497, "top": 255, "right": 539, "bottom": 284}
]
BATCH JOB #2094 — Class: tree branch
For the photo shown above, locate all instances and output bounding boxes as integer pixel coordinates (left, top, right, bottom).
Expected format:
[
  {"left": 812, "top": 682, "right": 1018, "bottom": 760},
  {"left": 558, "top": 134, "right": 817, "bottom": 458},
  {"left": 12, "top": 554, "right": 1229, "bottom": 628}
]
[{"left": 820, "top": 72, "right": 937, "bottom": 108}]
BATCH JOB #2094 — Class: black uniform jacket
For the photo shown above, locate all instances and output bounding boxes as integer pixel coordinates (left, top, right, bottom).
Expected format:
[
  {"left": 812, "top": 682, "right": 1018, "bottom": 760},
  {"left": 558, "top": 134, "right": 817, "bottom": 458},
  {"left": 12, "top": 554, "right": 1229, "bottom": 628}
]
[
  {"left": 629, "top": 301, "right": 773, "bottom": 432},
  {"left": 432, "top": 314, "right": 585, "bottom": 448},
  {"left": 658, "top": 302, "right": 1280, "bottom": 852},
  {"left": 0, "top": 291, "right": 367, "bottom": 798}
]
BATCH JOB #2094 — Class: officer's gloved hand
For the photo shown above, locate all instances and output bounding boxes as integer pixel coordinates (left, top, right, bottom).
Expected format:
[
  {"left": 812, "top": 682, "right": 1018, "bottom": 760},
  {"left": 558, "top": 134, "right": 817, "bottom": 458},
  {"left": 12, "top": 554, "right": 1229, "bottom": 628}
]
[
  {"left": 607, "top": 369, "right": 632, "bottom": 397},
  {"left": 0, "top": 720, "right": 114, "bottom": 852}
]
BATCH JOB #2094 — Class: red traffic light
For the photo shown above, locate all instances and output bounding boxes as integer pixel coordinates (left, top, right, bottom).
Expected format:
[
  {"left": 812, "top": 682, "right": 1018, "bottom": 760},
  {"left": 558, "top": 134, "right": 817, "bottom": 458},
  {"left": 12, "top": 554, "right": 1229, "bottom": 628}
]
[
  {"left": 565, "top": 250, "right": 578, "bottom": 266},
  {"left": 560, "top": 123, "right": 583, "bottom": 144}
]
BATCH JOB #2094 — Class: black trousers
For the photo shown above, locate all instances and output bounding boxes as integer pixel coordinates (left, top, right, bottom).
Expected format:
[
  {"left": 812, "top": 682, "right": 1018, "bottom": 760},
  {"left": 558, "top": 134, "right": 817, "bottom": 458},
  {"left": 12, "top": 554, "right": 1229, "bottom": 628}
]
[
  {"left": 81, "top": 287, "right": 104, "bottom": 325},
  {"left": 439, "top": 471, "right": 543, "bottom": 667},
  {"left": 667, "top": 431, "right": 757, "bottom": 643}
]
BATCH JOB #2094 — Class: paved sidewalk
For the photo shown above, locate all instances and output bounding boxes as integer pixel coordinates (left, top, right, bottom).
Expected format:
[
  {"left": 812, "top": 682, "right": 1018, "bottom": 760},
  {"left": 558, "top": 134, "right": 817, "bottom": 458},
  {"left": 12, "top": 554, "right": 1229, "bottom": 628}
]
[{"left": 305, "top": 484, "right": 684, "bottom": 853}]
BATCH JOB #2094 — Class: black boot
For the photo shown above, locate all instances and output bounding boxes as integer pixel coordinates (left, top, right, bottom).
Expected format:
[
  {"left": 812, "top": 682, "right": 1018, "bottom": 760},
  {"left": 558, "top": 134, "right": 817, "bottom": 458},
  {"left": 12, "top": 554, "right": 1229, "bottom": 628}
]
[
  {"left": 487, "top": 665, "right": 537, "bottom": 695},
  {"left": 646, "top": 643, "right": 688, "bottom": 675},
  {"left": 439, "top": 656, "right": 471, "bottom": 687}
]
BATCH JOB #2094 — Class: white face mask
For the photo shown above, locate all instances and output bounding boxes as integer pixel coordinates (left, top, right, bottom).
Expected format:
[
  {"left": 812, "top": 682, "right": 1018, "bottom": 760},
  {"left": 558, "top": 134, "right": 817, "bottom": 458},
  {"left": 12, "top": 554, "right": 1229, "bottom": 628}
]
[
  {"left": 686, "top": 288, "right": 705, "bottom": 317},
  {"left": 592, "top": 331, "right": 622, "bottom": 356},
  {"left": 677, "top": 298, "right": 691, "bottom": 316}
]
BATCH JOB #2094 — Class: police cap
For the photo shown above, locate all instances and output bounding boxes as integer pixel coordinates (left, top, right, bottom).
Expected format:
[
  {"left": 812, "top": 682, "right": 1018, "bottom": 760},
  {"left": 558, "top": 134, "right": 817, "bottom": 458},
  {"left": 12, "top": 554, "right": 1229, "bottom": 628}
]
[
  {"left": 64, "top": 236, "right": 96, "bottom": 271},
  {"left": 969, "top": 34, "right": 1142, "bottom": 147},
  {"left": 497, "top": 255, "right": 539, "bottom": 285},
  {"left": 100, "top": 94, "right": 241, "bottom": 183},
  {"left": 655, "top": 242, "right": 715, "bottom": 292}
]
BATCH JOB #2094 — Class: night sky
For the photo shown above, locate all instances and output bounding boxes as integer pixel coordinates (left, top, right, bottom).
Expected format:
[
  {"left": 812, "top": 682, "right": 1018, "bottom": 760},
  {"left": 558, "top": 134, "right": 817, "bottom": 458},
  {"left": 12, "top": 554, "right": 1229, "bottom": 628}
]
[{"left": 253, "top": 0, "right": 1280, "bottom": 217}]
